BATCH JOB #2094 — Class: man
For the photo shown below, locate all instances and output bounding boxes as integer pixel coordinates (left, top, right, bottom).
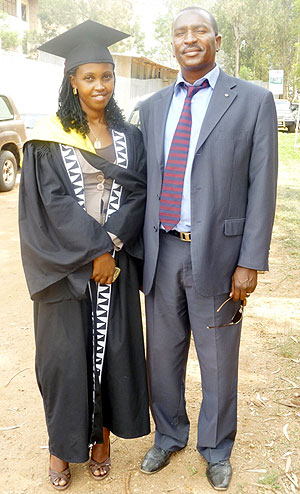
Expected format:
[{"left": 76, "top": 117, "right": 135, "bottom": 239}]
[{"left": 139, "top": 6, "right": 278, "bottom": 491}]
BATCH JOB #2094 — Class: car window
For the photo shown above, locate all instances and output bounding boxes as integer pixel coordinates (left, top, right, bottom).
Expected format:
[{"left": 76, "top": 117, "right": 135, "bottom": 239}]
[
  {"left": 275, "top": 100, "right": 290, "bottom": 110},
  {"left": 0, "top": 96, "right": 14, "bottom": 121}
]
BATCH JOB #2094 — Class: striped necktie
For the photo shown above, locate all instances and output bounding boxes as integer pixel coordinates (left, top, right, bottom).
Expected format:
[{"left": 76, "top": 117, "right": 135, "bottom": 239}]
[{"left": 159, "top": 79, "right": 210, "bottom": 231}]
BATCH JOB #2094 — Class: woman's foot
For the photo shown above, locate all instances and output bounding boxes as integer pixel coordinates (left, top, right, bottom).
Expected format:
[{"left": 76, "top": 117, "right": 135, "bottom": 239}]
[
  {"left": 89, "top": 428, "right": 111, "bottom": 480},
  {"left": 49, "top": 455, "right": 71, "bottom": 490}
]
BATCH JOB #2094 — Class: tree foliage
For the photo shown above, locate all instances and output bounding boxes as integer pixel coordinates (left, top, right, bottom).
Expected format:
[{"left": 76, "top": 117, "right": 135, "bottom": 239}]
[
  {"left": 30, "top": 0, "right": 145, "bottom": 56},
  {"left": 145, "top": 0, "right": 214, "bottom": 67},
  {"left": 0, "top": 12, "right": 20, "bottom": 51},
  {"left": 18, "top": 0, "right": 300, "bottom": 96},
  {"left": 148, "top": 0, "right": 300, "bottom": 97},
  {"left": 214, "top": 0, "right": 299, "bottom": 96},
  {"left": 0, "top": 26, "right": 19, "bottom": 50}
]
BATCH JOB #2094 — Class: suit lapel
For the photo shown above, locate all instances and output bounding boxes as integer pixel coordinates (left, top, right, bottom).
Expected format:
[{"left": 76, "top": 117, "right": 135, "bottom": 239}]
[
  {"left": 195, "top": 70, "right": 237, "bottom": 153},
  {"left": 153, "top": 86, "right": 174, "bottom": 169}
]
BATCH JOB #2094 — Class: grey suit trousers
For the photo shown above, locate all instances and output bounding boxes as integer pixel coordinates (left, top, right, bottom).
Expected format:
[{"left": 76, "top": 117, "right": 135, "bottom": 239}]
[{"left": 145, "top": 230, "right": 242, "bottom": 463}]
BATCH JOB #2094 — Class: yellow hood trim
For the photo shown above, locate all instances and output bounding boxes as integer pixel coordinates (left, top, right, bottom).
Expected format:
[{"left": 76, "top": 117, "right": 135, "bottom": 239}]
[{"left": 27, "top": 114, "right": 96, "bottom": 154}]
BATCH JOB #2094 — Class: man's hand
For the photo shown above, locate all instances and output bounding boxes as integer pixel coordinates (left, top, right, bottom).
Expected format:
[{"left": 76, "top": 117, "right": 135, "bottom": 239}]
[
  {"left": 92, "top": 252, "right": 116, "bottom": 285},
  {"left": 230, "top": 266, "right": 257, "bottom": 302}
]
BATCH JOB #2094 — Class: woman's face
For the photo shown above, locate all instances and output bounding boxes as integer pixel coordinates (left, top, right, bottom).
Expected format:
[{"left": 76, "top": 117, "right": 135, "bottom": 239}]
[{"left": 70, "top": 62, "right": 114, "bottom": 116}]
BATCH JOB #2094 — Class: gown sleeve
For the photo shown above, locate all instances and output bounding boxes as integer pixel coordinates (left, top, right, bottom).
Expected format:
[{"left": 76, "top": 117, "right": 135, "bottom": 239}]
[{"left": 19, "top": 141, "right": 113, "bottom": 301}]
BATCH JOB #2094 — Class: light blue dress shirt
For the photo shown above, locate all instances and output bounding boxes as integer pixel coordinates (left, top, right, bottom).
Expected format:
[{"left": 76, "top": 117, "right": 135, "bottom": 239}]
[{"left": 163, "top": 64, "right": 220, "bottom": 232}]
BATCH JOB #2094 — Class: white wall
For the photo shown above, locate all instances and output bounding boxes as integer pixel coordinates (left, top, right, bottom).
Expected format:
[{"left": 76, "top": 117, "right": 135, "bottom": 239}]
[
  {"left": 116, "top": 76, "right": 164, "bottom": 117},
  {"left": 0, "top": 50, "right": 63, "bottom": 114},
  {"left": 0, "top": 51, "right": 166, "bottom": 117}
]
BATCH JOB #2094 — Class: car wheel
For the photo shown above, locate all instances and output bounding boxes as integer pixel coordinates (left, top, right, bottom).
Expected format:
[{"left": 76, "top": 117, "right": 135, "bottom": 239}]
[
  {"left": 287, "top": 123, "right": 296, "bottom": 133},
  {"left": 0, "top": 150, "right": 17, "bottom": 192}
]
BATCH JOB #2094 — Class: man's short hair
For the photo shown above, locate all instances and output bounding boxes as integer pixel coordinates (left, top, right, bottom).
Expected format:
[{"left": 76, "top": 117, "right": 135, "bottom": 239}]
[{"left": 173, "top": 6, "right": 219, "bottom": 36}]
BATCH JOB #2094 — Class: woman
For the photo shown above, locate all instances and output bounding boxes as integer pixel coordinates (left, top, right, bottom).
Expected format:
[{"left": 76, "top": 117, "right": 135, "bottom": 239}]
[{"left": 19, "top": 20, "right": 150, "bottom": 491}]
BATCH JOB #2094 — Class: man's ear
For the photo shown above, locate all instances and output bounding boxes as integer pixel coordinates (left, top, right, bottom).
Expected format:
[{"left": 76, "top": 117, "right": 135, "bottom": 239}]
[
  {"left": 216, "top": 34, "right": 222, "bottom": 52},
  {"left": 171, "top": 40, "right": 175, "bottom": 57}
]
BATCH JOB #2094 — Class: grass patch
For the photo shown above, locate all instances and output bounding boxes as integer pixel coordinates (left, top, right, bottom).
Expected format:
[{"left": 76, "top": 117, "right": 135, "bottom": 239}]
[
  {"left": 278, "top": 131, "right": 300, "bottom": 164},
  {"left": 278, "top": 337, "right": 300, "bottom": 359},
  {"left": 258, "top": 469, "right": 280, "bottom": 490},
  {"left": 273, "top": 133, "right": 300, "bottom": 262},
  {"left": 235, "top": 485, "right": 247, "bottom": 494}
]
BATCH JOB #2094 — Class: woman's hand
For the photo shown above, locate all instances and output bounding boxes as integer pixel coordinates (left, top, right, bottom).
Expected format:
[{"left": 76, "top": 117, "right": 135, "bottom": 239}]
[{"left": 92, "top": 252, "right": 116, "bottom": 285}]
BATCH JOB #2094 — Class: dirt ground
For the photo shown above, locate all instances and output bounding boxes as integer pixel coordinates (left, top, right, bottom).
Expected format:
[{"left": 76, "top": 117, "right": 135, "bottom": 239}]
[{"left": 0, "top": 172, "right": 299, "bottom": 494}]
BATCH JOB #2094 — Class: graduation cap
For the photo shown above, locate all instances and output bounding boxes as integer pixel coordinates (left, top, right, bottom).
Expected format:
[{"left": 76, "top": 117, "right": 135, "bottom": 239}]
[{"left": 38, "top": 20, "right": 130, "bottom": 73}]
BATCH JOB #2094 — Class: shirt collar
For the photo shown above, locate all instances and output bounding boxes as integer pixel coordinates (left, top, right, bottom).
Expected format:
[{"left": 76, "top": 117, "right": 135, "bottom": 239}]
[{"left": 174, "top": 64, "right": 220, "bottom": 93}]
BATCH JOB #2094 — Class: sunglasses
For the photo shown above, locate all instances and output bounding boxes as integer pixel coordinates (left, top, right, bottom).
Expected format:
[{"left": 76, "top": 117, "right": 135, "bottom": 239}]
[{"left": 207, "top": 297, "right": 247, "bottom": 329}]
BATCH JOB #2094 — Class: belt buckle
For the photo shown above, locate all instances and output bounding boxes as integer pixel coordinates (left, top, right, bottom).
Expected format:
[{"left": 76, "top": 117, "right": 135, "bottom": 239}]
[{"left": 179, "top": 232, "right": 191, "bottom": 242}]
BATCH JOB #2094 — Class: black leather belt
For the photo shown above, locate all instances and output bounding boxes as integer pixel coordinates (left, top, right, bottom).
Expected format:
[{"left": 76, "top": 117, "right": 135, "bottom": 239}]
[{"left": 167, "top": 230, "right": 191, "bottom": 242}]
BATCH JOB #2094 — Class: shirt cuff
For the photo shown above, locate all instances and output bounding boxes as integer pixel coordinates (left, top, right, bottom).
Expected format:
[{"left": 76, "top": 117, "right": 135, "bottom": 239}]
[{"left": 107, "top": 232, "right": 123, "bottom": 251}]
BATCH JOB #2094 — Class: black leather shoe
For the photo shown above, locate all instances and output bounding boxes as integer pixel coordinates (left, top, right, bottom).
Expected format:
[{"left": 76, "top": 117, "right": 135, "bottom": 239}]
[
  {"left": 206, "top": 459, "right": 232, "bottom": 491},
  {"left": 140, "top": 445, "right": 173, "bottom": 474}
]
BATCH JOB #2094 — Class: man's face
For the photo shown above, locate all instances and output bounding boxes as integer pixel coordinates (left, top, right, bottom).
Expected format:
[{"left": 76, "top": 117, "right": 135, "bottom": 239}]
[{"left": 172, "top": 9, "right": 221, "bottom": 78}]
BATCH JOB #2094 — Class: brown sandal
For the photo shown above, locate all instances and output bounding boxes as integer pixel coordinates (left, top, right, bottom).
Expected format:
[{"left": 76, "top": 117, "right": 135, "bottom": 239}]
[
  {"left": 89, "top": 444, "right": 111, "bottom": 480},
  {"left": 49, "top": 466, "right": 71, "bottom": 491}
]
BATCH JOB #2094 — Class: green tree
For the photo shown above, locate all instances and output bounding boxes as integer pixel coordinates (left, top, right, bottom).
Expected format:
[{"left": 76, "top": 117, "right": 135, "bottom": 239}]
[
  {"left": 214, "top": 0, "right": 256, "bottom": 78},
  {"left": 36, "top": 0, "right": 145, "bottom": 55},
  {"left": 290, "top": 0, "right": 300, "bottom": 97},
  {"left": 0, "top": 23, "right": 19, "bottom": 51},
  {"left": 266, "top": 0, "right": 298, "bottom": 96},
  {"left": 38, "top": 0, "right": 79, "bottom": 39},
  {"left": 214, "top": 0, "right": 300, "bottom": 96},
  {"left": 146, "top": 0, "right": 214, "bottom": 67},
  {"left": 239, "top": 65, "right": 254, "bottom": 81}
]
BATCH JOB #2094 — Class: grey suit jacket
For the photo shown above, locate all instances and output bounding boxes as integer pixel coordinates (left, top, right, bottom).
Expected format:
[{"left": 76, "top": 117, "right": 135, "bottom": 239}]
[{"left": 140, "top": 69, "right": 278, "bottom": 296}]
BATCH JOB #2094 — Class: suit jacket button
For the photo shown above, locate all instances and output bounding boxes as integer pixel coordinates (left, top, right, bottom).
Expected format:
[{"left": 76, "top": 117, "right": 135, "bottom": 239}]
[{"left": 154, "top": 226, "right": 158, "bottom": 232}]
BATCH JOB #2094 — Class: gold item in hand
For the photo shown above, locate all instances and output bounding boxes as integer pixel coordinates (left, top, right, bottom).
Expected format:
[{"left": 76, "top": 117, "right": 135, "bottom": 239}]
[{"left": 112, "top": 267, "right": 121, "bottom": 283}]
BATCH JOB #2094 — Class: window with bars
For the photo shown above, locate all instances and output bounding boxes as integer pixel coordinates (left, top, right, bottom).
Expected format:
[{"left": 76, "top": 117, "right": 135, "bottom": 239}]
[
  {"left": 1, "top": 0, "right": 17, "bottom": 16},
  {"left": 21, "top": 3, "right": 27, "bottom": 21}
]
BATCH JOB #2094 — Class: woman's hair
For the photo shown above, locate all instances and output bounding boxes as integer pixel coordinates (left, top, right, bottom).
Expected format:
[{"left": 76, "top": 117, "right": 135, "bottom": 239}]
[{"left": 57, "top": 68, "right": 126, "bottom": 136}]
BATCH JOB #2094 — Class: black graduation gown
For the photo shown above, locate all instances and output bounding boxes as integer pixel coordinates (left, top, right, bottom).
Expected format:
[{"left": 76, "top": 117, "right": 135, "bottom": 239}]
[{"left": 19, "top": 124, "right": 150, "bottom": 463}]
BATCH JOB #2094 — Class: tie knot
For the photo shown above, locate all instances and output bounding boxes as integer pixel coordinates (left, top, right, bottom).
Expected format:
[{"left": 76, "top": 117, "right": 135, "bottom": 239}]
[{"left": 184, "top": 79, "right": 210, "bottom": 99}]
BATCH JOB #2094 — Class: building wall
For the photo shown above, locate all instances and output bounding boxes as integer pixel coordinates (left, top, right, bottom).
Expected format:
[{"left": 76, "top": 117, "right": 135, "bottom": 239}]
[
  {"left": 116, "top": 76, "right": 167, "bottom": 117},
  {"left": 114, "top": 54, "right": 132, "bottom": 79},
  {"left": 0, "top": 51, "right": 174, "bottom": 117},
  {"left": 113, "top": 54, "right": 177, "bottom": 115},
  {"left": 0, "top": 50, "right": 63, "bottom": 113},
  {"left": 0, "top": 1, "right": 29, "bottom": 36},
  {"left": 0, "top": 0, "right": 39, "bottom": 51},
  {"left": 28, "top": 0, "right": 38, "bottom": 31}
]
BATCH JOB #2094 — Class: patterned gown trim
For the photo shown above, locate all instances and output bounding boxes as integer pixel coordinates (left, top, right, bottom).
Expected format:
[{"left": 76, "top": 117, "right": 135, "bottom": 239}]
[
  {"left": 59, "top": 130, "right": 128, "bottom": 391},
  {"left": 93, "top": 130, "right": 128, "bottom": 386}
]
